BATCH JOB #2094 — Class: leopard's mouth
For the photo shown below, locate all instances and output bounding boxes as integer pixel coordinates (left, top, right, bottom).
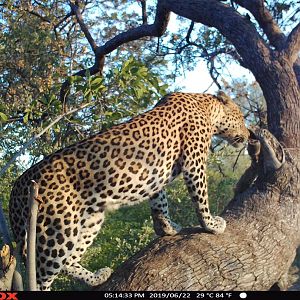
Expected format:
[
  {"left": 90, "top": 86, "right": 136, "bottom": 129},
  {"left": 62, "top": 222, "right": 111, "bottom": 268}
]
[{"left": 230, "top": 135, "right": 247, "bottom": 148}]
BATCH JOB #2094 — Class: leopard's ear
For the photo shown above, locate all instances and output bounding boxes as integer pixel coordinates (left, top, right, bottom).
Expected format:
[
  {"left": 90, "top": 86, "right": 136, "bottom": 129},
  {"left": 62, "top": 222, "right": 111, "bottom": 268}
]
[{"left": 216, "top": 91, "right": 231, "bottom": 105}]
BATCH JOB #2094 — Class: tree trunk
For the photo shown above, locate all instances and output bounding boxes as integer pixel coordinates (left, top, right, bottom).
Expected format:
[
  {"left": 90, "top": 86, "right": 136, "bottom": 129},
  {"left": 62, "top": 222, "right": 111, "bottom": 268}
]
[
  {"left": 98, "top": 132, "right": 300, "bottom": 291},
  {"left": 255, "top": 60, "right": 300, "bottom": 148}
]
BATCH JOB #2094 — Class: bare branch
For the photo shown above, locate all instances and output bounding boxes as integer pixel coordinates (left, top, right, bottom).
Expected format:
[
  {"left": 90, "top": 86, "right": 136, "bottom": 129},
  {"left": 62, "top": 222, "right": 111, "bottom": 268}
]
[
  {"left": 234, "top": 0, "right": 286, "bottom": 50},
  {"left": 69, "top": 1, "right": 98, "bottom": 53},
  {"left": 186, "top": 21, "right": 195, "bottom": 42},
  {"left": 24, "top": 9, "right": 51, "bottom": 23},
  {"left": 53, "top": 12, "right": 73, "bottom": 34},
  {"left": 284, "top": 22, "right": 300, "bottom": 64},
  {"left": 26, "top": 180, "right": 41, "bottom": 291},
  {"left": 140, "top": 0, "right": 148, "bottom": 25}
]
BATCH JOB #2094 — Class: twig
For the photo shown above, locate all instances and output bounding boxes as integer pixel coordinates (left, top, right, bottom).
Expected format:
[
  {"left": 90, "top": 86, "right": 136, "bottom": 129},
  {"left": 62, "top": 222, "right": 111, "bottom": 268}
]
[
  {"left": 60, "top": 61, "right": 104, "bottom": 112},
  {"left": 26, "top": 181, "right": 41, "bottom": 291},
  {"left": 232, "top": 146, "right": 246, "bottom": 171}
]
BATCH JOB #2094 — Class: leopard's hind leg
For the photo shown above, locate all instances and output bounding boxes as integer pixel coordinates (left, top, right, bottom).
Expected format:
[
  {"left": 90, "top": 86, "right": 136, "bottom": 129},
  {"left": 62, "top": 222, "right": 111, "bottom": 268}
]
[{"left": 61, "top": 209, "right": 112, "bottom": 286}]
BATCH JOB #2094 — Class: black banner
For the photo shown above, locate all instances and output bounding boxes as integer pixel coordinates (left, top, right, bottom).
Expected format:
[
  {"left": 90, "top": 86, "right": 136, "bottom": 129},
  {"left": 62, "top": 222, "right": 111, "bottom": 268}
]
[{"left": 0, "top": 291, "right": 298, "bottom": 300}]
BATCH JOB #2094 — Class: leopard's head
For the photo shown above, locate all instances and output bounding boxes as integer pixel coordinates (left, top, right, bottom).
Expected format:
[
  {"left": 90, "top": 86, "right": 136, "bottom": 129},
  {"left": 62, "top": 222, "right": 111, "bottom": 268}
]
[{"left": 214, "top": 93, "right": 250, "bottom": 148}]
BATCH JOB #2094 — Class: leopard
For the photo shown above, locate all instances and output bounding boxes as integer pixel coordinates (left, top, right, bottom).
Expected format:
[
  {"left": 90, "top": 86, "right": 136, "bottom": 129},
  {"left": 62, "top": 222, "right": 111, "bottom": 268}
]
[{"left": 9, "top": 92, "right": 249, "bottom": 290}]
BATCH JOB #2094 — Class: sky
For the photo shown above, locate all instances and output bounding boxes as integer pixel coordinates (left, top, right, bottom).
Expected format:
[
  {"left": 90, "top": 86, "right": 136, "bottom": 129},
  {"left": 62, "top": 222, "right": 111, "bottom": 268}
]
[
  {"left": 174, "top": 60, "right": 254, "bottom": 94},
  {"left": 166, "top": 13, "right": 255, "bottom": 94}
]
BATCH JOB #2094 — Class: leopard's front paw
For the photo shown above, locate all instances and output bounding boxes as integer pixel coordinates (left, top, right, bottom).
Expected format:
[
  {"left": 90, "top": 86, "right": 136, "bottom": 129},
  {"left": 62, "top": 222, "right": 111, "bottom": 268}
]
[
  {"left": 152, "top": 213, "right": 182, "bottom": 236},
  {"left": 204, "top": 216, "right": 226, "bottom": 234}
]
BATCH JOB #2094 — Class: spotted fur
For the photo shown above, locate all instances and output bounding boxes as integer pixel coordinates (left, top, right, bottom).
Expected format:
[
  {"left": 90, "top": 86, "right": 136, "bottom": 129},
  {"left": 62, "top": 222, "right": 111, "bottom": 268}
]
[{"left": 9, "top": 92, "right": 249, "bottom": 290}]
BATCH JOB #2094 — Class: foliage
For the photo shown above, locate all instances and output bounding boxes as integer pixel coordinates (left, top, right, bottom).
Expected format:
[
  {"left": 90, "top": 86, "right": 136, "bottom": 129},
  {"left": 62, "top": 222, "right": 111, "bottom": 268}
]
[{"left": 0, "top": 56, "right": 168, "bottom": 206}]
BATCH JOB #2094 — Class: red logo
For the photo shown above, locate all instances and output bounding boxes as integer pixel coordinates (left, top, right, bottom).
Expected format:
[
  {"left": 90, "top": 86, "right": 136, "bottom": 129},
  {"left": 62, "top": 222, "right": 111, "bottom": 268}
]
[{"left": 0, "top": 293, "right": 18, "bottom": 300}]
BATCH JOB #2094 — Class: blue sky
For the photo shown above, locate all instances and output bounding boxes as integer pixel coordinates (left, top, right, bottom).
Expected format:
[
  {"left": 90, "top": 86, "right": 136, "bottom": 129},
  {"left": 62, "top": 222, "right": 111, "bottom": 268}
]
[{"left": 166, "top": 12, "right": 255, "bottom": 93}]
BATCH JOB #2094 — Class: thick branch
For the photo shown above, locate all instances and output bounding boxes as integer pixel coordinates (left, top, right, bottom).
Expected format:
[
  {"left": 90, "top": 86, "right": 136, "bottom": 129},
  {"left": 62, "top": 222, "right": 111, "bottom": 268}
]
[
  {"left": 284, "top": 22, "right": 300, "bottom": 64},
  {"left": 234, "top": 0, "right": 286, "bottom": 50},
  {"left": 162, "top": 0, "right": 271, "bottom": 77},
  {"left": 94, "top": 1, "right": 170, "bottom": 58}
]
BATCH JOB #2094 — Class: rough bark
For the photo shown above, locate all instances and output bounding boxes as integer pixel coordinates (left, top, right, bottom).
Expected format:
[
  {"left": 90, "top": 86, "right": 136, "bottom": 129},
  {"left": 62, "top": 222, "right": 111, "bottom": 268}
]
[
  {"left": 234, "top": 0, "right": 286, "bottom": 50},
  {"left": 98, "top": 132, "right": 300, "bottom": 291}
]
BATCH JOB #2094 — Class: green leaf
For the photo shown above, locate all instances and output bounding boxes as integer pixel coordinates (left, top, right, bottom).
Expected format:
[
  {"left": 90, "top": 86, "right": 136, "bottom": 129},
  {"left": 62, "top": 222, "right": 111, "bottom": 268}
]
[
  {"left": 53, "top": 124, "right": 60, "bottom": 133},
  {"left": 91, "top": 77, "right": 104, "bottom": 85},
  {"left": 0, "top": 112, "right": 8, "bottom": 122},
  {"left": 71, "top": 75, "right": 84, "bottom": 84},
  {"left": 23, "top": 113, "right": 29, "bottom": 124}
]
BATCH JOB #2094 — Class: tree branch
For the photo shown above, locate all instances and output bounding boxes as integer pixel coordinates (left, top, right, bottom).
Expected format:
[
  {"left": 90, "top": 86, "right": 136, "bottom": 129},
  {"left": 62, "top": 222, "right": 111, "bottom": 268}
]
[
  {"left": 26, "top": 181, "right": 41, "bottom": 291},
  {"left": 69, "top": 1, "right": 98, "bottom": 53},
  {"left": 98, "top": 132, "right": 300, "bottom": 291},
  {"left": 60, "top": 0, "right": 274, "bottom": 111},
  {"left": 140, "top": 0, "right": 148, "bottom": 25},
  {"left": 60, "top": 0, "right": 170, "bottom": 109},
  {"left": 234, "top": 0, "right": 286, "bottom": 50},
  {"left": 284, "top": 22, "right": 300, "bottom": 64},
  {"left": 24, "top": 9, "right": 51, "bottom": 23},
  {"left": 94, "top": 1, "right": 170, "bottom": 58}
]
